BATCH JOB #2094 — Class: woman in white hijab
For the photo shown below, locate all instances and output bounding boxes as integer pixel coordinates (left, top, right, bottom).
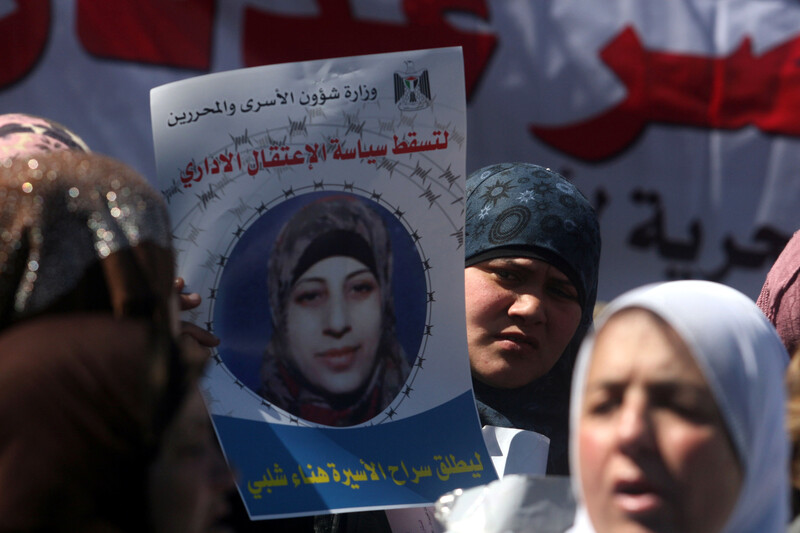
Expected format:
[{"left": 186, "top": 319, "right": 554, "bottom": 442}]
[{"left": 568, "top": 280, "right": 789, "bottom": 533}]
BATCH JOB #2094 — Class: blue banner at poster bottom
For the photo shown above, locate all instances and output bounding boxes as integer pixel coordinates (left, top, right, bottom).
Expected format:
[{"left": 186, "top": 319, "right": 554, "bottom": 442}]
[{"left": 214, "top": 390, "right": 495, "bottom": 518}]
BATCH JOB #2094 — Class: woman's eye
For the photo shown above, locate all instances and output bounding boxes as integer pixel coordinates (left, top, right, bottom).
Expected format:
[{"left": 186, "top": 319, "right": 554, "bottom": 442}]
[
  {"left": 348, "top": 279, "right": 377, "bottom": 299},
  {"left": 293, "top": 289, "right": 325, "bottom": 306},
  {"left": 492, "top": 269, "right": 518, "bottom": 282},
  {"left": 547, "top": 283, "right": 579, "bottom": 302},
  {"left": 660, "top": 399, "right": 715, "bottom": 424},
  {"left": 649, "top": 387, "right": 718, "bottom": 424},
  {"left": 587, "top": 398, "right": 619, "bottom": 416},
  {"left": 584, "top": 389, "right": 622, "bottom": 416}
]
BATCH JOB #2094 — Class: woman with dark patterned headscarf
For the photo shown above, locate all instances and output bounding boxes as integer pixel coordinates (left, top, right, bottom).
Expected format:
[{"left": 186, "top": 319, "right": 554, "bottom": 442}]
[
  {"left": 259, "top": 195, "right": 410, "bottom": 427},
  {"left": 0, "top": 149, "right": 217, "bottom": 531},
  {"left": 464, "top": 162, "right": 601, "bottom": 475}
]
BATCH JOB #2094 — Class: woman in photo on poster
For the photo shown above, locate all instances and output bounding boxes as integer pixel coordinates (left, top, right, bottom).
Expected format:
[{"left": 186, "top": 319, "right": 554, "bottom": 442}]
[{"left": 259, "top": 195, "right": 411, "bottom": 426}]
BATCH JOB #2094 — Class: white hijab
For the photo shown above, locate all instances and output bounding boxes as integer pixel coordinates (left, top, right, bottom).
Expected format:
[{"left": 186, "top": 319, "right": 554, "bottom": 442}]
[{"left": 568, "top": 280, "right": 789, "bottom": 533}]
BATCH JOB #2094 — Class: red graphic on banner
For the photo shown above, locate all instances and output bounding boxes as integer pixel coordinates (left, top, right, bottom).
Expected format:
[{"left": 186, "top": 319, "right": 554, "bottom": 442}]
[
  {"left": 76, "top": 0, "right": 215, "bottom": 69},
  {"left": 243, "top": 0, "right": 496, "bottom": 99},
  {"left": 531, "top": 26, "right": 800, "bottom": 161},
  {"left": 0, "top": 1, "right": 50, "bottom": 89}
]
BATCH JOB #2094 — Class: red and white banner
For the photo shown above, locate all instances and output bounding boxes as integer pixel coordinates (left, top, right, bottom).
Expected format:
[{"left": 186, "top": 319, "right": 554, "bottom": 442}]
[{"left": 3, "top": 0, "right": 799, "bottom": 301}]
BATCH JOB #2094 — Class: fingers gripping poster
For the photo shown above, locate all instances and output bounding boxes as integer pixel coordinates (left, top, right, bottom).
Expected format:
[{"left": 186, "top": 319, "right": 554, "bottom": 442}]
[{"left": 150, "top": 47, "right": 494, "bottom": 519}]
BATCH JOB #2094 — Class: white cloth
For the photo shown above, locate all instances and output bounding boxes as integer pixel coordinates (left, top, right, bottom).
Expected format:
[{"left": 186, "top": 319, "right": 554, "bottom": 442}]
[
  {"left": 567, "top": 280, "right": 789, "bottom": 533},
  {"left": 435, "top": 475, "right": 576, "bottom": 533},
  {"left": 482, "top": 425, "right": 550, "bottom": 478}
]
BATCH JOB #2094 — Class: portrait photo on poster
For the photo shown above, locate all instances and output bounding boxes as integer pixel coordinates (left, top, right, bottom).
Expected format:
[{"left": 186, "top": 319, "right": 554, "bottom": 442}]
[{"left": 214, "top": 192, "right": 427, "bottom": 427}]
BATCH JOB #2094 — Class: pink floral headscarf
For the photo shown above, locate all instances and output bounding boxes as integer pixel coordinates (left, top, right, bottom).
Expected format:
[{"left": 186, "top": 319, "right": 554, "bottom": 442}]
[{"left": 0, "top": 113, "right": 89, "bottom": 160}]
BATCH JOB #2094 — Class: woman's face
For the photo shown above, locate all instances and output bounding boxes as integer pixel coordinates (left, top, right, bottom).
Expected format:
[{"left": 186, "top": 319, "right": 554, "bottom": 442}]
[
  {"left": 285, "top": 255, "right": 382, "bottom": 396},
  {"left": 578, "top": 309, "right": 742, "bottom": 533},
  {"left": 148, "top": 388, "right": 234, "bottom": 533},
  {"left": 464, "top": 257, "right": 582, "bottom": 388}
]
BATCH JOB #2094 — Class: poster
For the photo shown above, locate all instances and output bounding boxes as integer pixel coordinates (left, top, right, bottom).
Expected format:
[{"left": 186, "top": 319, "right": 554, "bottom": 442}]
[{"left": 150, "top": 47, "right": 495, "bottom": 519}]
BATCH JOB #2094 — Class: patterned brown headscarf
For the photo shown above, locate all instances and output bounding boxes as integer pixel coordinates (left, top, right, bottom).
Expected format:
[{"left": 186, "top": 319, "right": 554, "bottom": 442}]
[
  {"left": 0, "top": 113, "right": 89, "bottom": 160},
  {"left": 0, "top": 151, "right": 201, "bottom": 531}
]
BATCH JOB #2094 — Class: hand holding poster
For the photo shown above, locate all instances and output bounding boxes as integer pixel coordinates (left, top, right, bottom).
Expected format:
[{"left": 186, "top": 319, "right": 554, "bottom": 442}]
[{"left": 150, "top": 47, "right": 495, "bottom": 519}]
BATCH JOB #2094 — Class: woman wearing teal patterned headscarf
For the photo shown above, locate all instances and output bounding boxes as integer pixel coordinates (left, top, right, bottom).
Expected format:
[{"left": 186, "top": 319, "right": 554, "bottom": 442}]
[{"left": 464, "top": 162, "right": 600, "bottom": 475}]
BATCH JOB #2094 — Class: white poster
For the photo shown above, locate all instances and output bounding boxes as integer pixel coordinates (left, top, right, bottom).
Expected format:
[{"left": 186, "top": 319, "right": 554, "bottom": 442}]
[{"left": 151, "top": 47, "right": 494, "bottom": 519}]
